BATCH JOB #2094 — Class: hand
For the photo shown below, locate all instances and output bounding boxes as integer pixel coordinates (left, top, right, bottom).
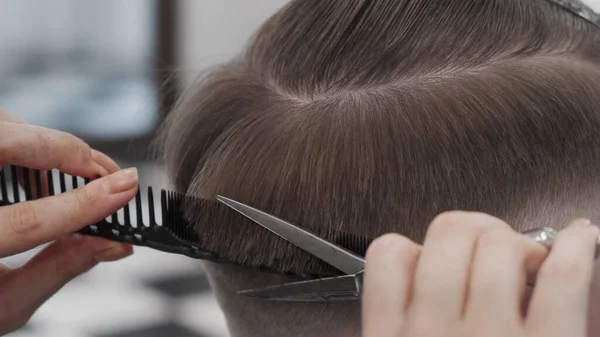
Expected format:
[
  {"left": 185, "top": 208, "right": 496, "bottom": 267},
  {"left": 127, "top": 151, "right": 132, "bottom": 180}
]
[
  {"left": 362, "top": 212, "right": 599, "bottom": 337},
  {"left": 0, "top": 109, "right": 137, "bottom": 335}
]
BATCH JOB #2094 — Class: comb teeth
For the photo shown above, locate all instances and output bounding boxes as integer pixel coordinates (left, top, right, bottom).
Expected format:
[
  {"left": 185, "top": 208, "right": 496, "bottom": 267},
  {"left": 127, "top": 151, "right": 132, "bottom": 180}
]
[
  {"left": 0, "top": 166, "right": 372, "bottom": 279},
  {"left": 123, "top": 200, "right": 131, "bottom": 225},
  {"left": 148, "top": 186, "right": 156, "bottom": 226},
  {"left": 0, "top": 165, "right": 202, "bottom": 247},
  {"left": 11, "top": 166, "right": 19, "bottom": 202},
  {"left": 71, "top": 175, "right": 78, "bottom": 193},
  {"left": 160, "top": 189, "right": 201, "bottom": 246},
  {"left": 59, "top": 171, "right": 67, "bottom": 193},
  {"left": 0, "top": 168, "right": 8, "bottom": 202},
  {"left": 23, "top": 168, "right": 32, "bottom": 200},
  {"left": 46, "top": 170, "right": 54, "bottom": 195},
  {"left": 34, "top": 169, "right": 42, "bottom": 199},
  {"left": 135, "top": 188, "right": 143, "bottom": 227}
]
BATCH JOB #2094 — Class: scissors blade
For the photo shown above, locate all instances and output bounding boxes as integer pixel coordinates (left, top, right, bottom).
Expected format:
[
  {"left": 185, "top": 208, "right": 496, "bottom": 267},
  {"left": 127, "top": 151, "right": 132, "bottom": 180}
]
[
  {"left": 237, "top": 273, "right": 363, "bottom": 301},
  {"left": 217, "top": 195, "right": 365, "bottom": 275}
]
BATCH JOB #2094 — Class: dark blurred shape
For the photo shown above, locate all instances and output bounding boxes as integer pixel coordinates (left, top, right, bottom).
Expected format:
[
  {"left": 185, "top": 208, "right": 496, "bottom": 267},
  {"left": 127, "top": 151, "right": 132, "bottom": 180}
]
[
  {"left": 97, "top": 323, "right": 209, "bottom": 337},
  {"left": 145, "top": 271, "right": 212, "bottom": 298}
]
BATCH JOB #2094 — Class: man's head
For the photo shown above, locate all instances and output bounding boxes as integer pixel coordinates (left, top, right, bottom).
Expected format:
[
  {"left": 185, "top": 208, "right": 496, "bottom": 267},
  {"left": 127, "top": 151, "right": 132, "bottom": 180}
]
[{"left": 159, "top": 0, "right": 600, "bottom": 335}]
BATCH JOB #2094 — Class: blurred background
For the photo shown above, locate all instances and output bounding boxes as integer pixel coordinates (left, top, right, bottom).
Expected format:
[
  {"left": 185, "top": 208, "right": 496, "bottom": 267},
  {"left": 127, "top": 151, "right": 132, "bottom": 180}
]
[
  {"left": 3, "top": 0, "right": 600, "bottom": 336},
  {"left": 0, "top": 0, "right": 287, "bottom": 336}
]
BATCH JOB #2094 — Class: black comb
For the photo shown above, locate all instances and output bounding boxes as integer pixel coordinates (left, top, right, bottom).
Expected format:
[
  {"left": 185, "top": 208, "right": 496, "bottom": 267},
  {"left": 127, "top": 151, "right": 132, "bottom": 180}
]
[
  {"left": 0, "top": 165, "right": 224, "bottom": 260},
  {"left": 0, "top": 165, "right": 374, "bottom": 279}
]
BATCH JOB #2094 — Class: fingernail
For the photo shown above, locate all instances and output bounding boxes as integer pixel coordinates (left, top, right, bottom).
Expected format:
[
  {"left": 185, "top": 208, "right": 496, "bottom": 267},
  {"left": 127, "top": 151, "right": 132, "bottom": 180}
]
[
  {"left": 572, "top": 218, "right": 592, "bottom": 227},
  {"left": 95, "top": 244, "right": 134, "bottom": 262},
  {"left": 105, "top": 168, "right": 138, "bottom": 194},
  {"left": 588, "top": 224, "right": 600, "bottom": 234}
]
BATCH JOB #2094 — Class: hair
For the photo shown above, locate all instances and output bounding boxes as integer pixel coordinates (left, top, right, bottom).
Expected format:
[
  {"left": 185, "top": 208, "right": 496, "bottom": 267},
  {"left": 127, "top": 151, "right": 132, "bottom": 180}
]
[{"left": 157, "top": 0, "right": 600, "bottom": 336}]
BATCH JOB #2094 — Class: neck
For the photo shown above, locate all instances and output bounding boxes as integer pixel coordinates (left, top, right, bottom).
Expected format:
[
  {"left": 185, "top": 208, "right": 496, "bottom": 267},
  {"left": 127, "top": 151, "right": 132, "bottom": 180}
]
[{"left": 202, "top": 262, "right": 361, "bottom": 337}]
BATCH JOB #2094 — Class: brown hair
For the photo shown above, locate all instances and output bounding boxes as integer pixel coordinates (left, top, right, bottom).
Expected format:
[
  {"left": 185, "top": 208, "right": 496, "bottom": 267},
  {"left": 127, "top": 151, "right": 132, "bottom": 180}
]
[
  {"left": 158, "top": 0, "right": 600, "bottom": 334},
  {"left": 159, "top": 0, "right": 600, "bottom": 275},
  {"left": 160, "top": 0, "right": 600, "bottom": 336}
]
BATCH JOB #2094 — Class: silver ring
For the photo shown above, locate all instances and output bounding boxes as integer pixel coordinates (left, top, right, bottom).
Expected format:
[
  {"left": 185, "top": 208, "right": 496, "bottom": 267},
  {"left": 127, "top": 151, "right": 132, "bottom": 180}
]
[
  {"left": 522, "top": 226, "right": 600, "bottom": 259},
  {"left": 523, "top": 227, "right": 558, "bottom": 248}
]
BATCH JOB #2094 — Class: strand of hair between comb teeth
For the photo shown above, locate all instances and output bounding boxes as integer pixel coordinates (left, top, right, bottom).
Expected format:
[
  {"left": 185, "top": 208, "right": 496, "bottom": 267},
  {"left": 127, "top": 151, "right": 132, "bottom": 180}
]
[{"left": 0, "top": 165, "right": 370, "bottom": 279}]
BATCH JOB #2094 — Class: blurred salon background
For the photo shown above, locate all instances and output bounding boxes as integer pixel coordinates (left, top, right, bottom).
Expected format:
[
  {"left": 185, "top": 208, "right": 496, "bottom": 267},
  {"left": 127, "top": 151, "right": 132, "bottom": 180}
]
[
  {"left": 4, "top": 0, "right": 600, "bottom": 336},
  {"left": 0, "top": 1, "right": 287, "bottom": 336}
]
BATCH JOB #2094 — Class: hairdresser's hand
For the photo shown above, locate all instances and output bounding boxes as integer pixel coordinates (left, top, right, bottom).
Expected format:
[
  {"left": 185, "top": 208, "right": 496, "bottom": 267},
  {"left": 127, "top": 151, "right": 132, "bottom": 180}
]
[
  {"left": 0, "top": 109, "right": 137, "bottom": 335},
  {"left": 362, "top": 212, "right": 598, "bottom": 337}
]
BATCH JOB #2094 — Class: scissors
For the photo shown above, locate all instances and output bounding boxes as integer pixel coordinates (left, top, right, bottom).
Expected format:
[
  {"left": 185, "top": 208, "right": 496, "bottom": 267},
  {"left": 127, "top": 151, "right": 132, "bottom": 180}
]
[{"left": 216, "top": 195, "right": 566, "bottom": 302}]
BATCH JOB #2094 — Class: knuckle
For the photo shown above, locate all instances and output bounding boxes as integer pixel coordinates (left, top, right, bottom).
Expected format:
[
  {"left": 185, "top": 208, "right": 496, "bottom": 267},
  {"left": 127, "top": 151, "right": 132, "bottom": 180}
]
[
  {"left": 48, "top": 130, "right": 91, "bottom": 170},
  {"left": 427, "top": 211, "right": 509, "bottom": 239},
  {"left": 66, "top": 133, "right": 92, "bottom": 162},
  {"left": 28, "top": 129, "right": 53, "bottom": 168},
  {"left": 5, "top": 202, "right": 39, "bottom": 236},
  {"left": 428, "top": 211, "right": 469, "bottom": 236},
  {"left": 77, "top": 141, "right": 92, "bottom": 164},
  {"left": 478, "top": 228, "right": 517, "bottom": 249},
  {"left": 366, "top": 233, "right": 419, "bottom": 262}
]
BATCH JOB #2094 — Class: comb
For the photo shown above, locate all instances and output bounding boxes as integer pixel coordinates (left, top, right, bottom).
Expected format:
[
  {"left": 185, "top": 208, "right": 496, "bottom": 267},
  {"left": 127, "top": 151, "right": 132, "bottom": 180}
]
[
  {"left": 0, "top": 164, "right": 224, "bottom": 261},
  {"left": 0, "top": 165, "right": 373, "bottom": 279}
]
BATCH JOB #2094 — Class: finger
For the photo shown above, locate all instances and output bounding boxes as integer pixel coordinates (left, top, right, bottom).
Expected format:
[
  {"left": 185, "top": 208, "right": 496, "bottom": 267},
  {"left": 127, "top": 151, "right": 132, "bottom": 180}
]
[
  {"left": 0, "top": 108, "right": 25, "bottom": 124},
  {"left": 526, "top": 219, "right": 599, "bottom": 336},
  {"left": 362, "top": 234, "right": 420, "bottom": 337},
  {"left": 0, "top": 121, "right": 108, "bottom": 178},
  {"left": 0, "top": 110, "right": 111, "bottom": 192},
  {"left": 91, "top": 149, "right": 120, "bottom": 175},
  {"left": 464, "top": 228, "right": 548, "bottom": 329},
  {"left": 1, "top": 235, "right": 132, "bottom": 332},
  {"left": 0, "top": 167, "right": 138, "bottom": 257},
  {"left": 410, "top": 211, "right": 510, "bottom": 323},
  {"left": 0, "top": 112, "right": 50, "bottom": 198},
  {"left": 0, "top": 109, "right": 22, "bottom": 173}
]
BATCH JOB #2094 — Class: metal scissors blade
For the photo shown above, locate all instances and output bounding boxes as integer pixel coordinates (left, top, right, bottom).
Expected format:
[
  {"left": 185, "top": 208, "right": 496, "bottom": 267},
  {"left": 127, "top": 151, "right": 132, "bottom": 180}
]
[
  {"left": 216, "top": 195, "right": 365, "bottom": 301},
  {"left": 214, "top": 198, "right": 599, "bottom": 302},
  {"left": 237, "top": 273, "right": 363, "bottom": 302},
  {"left": 216, "top": 196, "right": 365, "bottom": 275}
]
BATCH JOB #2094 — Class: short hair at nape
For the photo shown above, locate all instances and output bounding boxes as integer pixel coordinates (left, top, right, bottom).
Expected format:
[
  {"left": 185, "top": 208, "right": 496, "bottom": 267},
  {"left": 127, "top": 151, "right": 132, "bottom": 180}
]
[{"left": 158, "top": 0, "right": 600, "bottom": 277}]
